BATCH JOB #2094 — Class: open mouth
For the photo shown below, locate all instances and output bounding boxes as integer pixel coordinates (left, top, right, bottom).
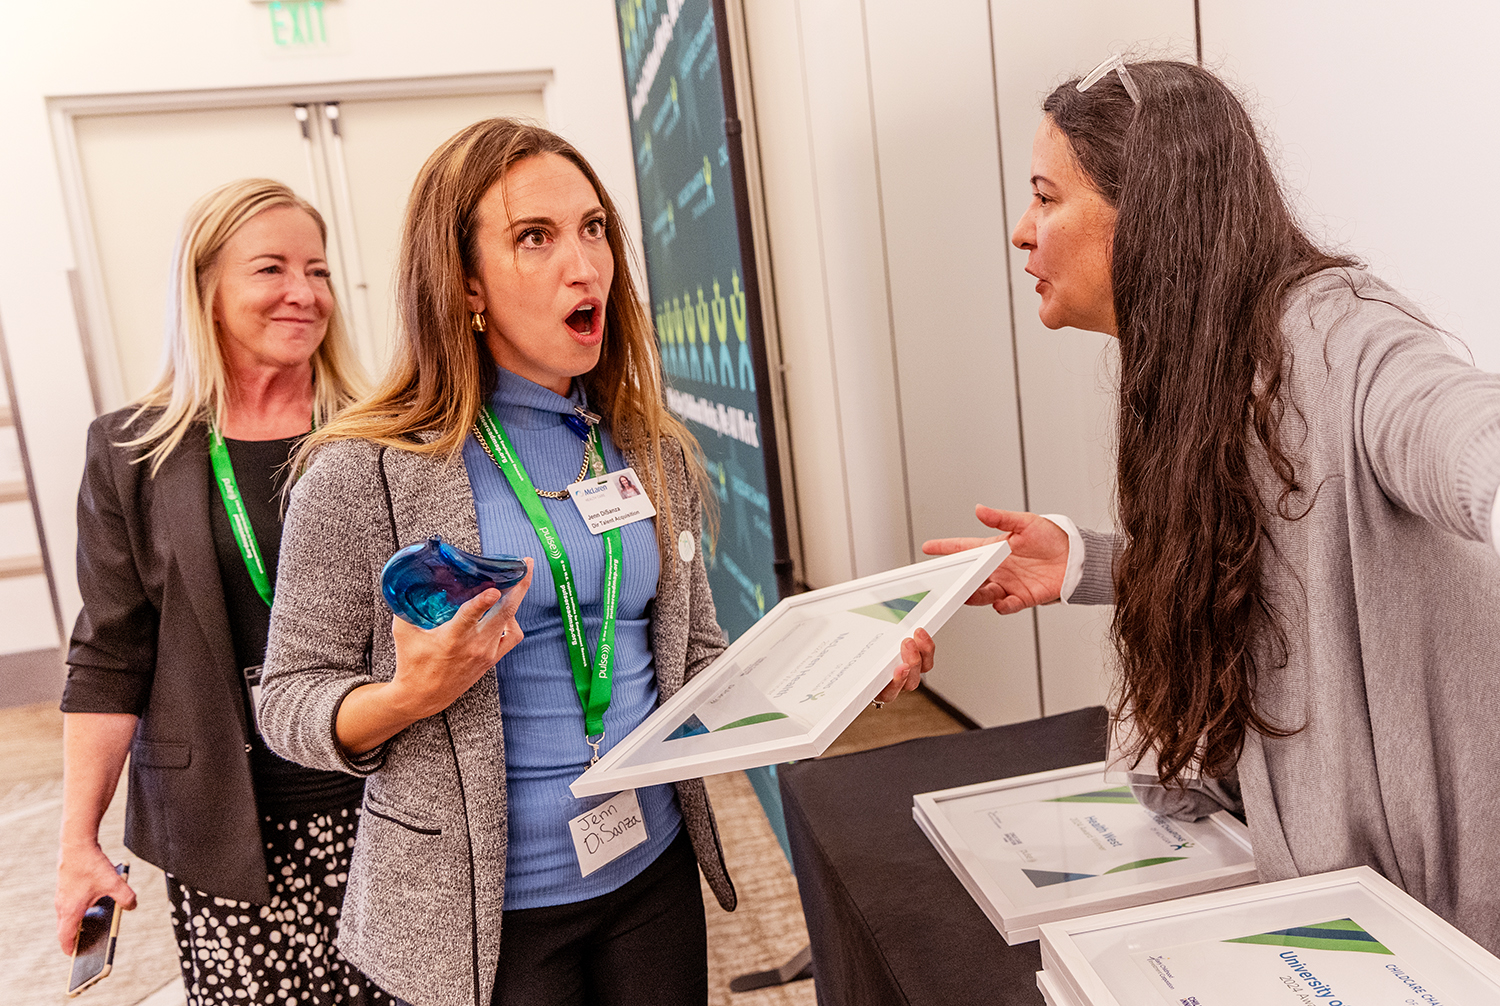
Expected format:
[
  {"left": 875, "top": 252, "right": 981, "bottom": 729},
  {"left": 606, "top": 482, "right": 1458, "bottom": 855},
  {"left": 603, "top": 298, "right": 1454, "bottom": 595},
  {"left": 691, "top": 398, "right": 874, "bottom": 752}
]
[{"left": 566, "top": 305, "right": 596, "bottom": 335}]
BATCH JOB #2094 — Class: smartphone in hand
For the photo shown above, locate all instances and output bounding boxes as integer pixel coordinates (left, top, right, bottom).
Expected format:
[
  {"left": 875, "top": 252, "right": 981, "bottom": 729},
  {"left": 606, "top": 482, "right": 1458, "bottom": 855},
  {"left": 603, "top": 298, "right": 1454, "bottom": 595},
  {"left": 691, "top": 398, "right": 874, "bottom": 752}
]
[{"left": 66, "top": 862, "right": 128, "bottom": 997}]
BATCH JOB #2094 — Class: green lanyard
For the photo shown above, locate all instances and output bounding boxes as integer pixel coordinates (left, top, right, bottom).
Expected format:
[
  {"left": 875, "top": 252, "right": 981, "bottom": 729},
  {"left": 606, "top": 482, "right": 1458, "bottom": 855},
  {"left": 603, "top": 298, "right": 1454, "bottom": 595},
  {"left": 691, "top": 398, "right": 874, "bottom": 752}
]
[
  {"left": 472, "top": 406, "right": 623, "bottom": 756},
  {"left": 207, "top": 424, "right": 274, "bottom": 608}
]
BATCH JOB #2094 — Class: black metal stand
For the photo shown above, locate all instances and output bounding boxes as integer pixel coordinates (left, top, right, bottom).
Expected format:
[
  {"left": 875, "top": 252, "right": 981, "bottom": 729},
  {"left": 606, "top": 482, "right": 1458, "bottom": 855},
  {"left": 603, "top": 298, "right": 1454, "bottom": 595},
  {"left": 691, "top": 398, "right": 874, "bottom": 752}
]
[{"left": 729, "top": 944, "right": 814, "bottom": 992}]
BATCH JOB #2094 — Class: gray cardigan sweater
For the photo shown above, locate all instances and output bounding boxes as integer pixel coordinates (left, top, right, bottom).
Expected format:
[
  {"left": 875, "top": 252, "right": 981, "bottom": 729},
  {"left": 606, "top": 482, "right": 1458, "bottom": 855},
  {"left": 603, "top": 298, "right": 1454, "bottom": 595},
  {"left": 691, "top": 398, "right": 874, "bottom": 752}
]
[
  {"left": 1077, "top": 270, "right": 1500, "bottom": 953},
  {"left": 259, "top": 432, "right": 735, "bottom": 1006}
]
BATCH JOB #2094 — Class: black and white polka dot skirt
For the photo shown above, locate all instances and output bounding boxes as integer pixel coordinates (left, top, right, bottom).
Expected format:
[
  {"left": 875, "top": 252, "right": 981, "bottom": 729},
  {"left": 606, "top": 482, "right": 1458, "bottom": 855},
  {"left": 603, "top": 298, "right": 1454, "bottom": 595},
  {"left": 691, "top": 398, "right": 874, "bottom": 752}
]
[{"left": 166, "top": 803, "right": 390, "bottom": 1005}]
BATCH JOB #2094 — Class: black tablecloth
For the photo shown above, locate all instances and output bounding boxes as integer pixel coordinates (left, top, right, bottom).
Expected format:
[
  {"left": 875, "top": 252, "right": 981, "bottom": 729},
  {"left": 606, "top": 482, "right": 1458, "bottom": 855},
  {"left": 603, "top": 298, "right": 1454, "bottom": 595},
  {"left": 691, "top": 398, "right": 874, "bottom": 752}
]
[{"left": 779, "top": 706, "right": 1109, "bottom": 1006}]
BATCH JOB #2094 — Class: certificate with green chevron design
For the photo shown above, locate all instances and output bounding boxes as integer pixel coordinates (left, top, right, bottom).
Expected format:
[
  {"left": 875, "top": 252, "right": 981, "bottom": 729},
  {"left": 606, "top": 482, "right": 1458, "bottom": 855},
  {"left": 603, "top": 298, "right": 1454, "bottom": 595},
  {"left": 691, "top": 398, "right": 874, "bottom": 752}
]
[
  {"left": 913, "top": 762, "right": 1256, "bottom": 943},
  {"left": 1132, "top": 916, "right": 1461, "bottom": 1005},
  {"left": 1036, "top": 868, "right": 1500, "bottom": 1006},
  {"left": 571, "top": 541, "right": 1010, "bottom": 797}
]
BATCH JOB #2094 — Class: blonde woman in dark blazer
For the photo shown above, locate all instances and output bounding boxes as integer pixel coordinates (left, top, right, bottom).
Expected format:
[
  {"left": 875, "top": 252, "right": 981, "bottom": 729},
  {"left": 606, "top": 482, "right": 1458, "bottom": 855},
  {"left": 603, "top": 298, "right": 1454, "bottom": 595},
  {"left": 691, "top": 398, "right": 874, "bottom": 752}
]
[
  {"left": 55, "top": 179, "right": 380, "bottom": 1005},
  {"left": 260, "top": 120, "right": 933, "bottom": 1006}
]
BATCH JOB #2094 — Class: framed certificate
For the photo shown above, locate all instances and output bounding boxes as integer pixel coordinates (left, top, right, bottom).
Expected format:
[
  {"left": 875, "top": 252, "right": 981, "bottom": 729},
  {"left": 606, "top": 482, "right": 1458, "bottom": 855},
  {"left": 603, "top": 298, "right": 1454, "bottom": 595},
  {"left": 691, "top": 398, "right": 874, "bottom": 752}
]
[
  {"left": 1036, "top": 968, "right": 1080, "bottom": 1006},
  {"left": 1039, "top": 866, "right": 1500, "bottom": 1006},
  {"left": 913, "top": 762, "right": 1256, "bottom": 944},
  {"left": 569, "top": 540, "right": 1010, "bottom": 797}
]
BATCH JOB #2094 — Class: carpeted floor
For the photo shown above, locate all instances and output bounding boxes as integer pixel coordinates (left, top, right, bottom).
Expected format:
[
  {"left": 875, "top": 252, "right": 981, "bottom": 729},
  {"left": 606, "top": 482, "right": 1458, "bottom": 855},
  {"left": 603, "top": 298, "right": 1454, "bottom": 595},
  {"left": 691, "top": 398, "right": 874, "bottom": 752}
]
[
  {"left": 0, "top": 704, "right": 180, "bottom": 1006},
  {"left": 0, "top": 688, "right": 963, "bottom": 1005}
]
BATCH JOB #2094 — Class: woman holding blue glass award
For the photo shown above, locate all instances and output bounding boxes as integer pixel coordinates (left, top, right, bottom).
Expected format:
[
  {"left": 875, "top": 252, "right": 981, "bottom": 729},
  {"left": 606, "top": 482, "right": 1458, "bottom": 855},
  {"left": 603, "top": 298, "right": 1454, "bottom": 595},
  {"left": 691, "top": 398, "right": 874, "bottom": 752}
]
[{"left": 259, "top": 119, "right": 934, "bottom": 1006}]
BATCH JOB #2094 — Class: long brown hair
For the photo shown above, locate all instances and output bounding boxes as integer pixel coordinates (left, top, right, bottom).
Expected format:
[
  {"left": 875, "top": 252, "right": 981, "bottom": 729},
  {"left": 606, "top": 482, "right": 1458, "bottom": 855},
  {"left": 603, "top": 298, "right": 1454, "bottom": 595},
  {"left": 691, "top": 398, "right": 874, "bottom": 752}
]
[
  {"left": 124, "top": 178, "right": 365, "bottom": 473},
  {"left": 299, "top": 118, "right": 707, "bottom": 571},
  {"left": 1043, "top": 62, "right": 1355, "bottom": 785}
]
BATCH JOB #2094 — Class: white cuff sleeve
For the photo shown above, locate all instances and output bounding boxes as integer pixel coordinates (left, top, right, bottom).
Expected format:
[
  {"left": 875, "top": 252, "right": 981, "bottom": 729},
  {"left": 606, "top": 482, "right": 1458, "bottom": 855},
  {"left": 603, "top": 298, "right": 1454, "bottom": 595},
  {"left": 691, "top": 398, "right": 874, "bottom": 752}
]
[
  {"left": 1040, "top": 513, "right": 1085, "bottom": 604},
  {"left": 1490, "top": 485, "right": 1500, "bottom": 559}
]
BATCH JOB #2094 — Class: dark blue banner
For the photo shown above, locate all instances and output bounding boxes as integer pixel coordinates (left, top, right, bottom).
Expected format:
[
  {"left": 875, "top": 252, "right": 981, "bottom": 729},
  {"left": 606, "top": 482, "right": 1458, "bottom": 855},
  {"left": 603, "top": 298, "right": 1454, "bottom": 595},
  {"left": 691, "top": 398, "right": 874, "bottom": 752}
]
[{"left": 616, "top": 0, "right": 791, "bottom": 641}]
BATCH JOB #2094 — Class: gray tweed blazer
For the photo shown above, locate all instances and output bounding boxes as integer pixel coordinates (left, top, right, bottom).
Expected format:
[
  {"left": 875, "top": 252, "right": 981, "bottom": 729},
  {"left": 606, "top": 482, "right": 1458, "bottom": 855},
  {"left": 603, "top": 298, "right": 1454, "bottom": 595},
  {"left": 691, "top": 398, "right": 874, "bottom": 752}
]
[{"left": 259, "top": 433, "right": 735, "bottom": 1006}]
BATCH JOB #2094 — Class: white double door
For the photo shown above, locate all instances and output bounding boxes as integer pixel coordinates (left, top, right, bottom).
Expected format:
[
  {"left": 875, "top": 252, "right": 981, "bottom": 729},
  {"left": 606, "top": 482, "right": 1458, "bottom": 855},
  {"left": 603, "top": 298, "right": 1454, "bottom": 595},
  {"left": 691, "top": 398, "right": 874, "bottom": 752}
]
[{"left": 71, "top": 86, "right": 545, "bottom": 405}]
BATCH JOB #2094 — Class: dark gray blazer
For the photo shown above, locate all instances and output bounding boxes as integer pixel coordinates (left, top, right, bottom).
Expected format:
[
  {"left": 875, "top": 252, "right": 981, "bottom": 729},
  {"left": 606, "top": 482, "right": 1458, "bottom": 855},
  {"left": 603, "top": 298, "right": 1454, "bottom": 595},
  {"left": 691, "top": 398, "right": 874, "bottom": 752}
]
[
  {"left": 260, "top": 433, "right": 736, "bottom": 1006},
  {"left": 63, "top": 410, "right": 271, "bottom": 903}
]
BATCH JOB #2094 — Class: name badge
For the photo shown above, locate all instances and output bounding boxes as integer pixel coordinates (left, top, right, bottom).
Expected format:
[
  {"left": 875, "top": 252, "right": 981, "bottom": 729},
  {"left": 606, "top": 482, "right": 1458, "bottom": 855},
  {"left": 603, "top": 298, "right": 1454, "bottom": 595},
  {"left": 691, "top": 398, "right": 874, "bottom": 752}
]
[
  {"left": 568, "top": 466, "right": 657, "bottom": 535},
  {"left": 569, "top": 788, "right": 648, "bottom": 877}
]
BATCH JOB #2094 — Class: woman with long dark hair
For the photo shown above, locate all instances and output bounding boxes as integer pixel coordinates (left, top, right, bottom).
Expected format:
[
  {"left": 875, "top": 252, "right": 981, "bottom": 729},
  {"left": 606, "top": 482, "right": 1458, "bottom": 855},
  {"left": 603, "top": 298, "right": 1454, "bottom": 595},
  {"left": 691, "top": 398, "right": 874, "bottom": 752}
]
[{"left": 928, "top": 59, "right": 1500, "bottom": 952}]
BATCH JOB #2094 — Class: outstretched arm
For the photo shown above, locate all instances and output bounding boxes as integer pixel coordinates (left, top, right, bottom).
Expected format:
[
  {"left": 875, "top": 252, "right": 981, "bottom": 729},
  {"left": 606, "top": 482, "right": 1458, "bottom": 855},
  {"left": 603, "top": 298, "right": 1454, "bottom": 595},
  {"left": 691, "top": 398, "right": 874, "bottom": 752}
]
[{"left": 922, "top": 505, "right": 1071, "bottom": 613}]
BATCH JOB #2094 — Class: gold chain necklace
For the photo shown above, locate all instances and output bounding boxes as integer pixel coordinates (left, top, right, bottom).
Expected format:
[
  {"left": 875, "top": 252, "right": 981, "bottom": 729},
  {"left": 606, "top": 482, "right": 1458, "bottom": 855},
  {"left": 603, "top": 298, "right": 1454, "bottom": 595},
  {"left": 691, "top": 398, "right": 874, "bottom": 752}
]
[{"left": 471, "top": 424, "right": 591, "bottom": 500}]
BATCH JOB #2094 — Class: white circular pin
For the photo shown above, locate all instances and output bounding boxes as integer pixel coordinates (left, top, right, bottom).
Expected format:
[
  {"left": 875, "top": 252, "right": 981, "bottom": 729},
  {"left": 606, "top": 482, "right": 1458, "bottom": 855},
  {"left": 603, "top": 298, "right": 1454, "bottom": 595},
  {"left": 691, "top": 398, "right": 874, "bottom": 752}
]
[{"left": 678, "top": 529, "right": 695, "bottom": 563}]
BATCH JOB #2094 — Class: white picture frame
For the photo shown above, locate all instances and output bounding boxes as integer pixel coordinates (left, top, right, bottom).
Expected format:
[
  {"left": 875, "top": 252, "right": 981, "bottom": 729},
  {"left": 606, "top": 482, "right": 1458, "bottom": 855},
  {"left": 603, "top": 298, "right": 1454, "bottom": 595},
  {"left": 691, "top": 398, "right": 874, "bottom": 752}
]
[
  {"left": 1039, "top": 866, "right": 1500, "bottom": 1006},
  {"left": 569, "top": 540, "right": 1010, "bottom": 797},
  {"left": 1036, "top": 968, "right": 1081, "bottom": 1006},
  {"left": 913, "top": 762, "right": 1256, "bottom": 944}
]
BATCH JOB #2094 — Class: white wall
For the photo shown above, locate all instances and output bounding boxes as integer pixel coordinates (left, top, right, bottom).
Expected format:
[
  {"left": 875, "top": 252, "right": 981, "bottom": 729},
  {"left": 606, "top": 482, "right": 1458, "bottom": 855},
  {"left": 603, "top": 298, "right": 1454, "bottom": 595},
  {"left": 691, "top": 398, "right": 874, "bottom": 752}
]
[
  {"left": 740, "top": 0, "right": 1192, "bottom": 725},
  {"left": 0, "top": 1, "right": 642, "bottom": 635},
  {"left": 1201, "top": 1, "right": 1500, "bottom": 371},
  {"left": 742, "top": 0, "right": 1500, "bottom": 725}
]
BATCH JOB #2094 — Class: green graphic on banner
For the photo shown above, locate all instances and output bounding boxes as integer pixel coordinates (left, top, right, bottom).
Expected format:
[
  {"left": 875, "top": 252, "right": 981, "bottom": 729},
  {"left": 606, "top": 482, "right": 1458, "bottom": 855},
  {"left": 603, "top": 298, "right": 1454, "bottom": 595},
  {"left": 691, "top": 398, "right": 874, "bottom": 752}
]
[{"left": 616, "top": 0, "right": 783, "bottom": 642}]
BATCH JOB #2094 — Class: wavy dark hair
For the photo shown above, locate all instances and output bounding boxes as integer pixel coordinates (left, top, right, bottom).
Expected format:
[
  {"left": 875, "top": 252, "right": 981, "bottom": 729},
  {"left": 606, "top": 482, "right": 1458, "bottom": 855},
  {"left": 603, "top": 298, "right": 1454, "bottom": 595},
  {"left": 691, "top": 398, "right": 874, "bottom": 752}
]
[{"left": 1043, "top": 61, "right": 1354, "bottom": 785}]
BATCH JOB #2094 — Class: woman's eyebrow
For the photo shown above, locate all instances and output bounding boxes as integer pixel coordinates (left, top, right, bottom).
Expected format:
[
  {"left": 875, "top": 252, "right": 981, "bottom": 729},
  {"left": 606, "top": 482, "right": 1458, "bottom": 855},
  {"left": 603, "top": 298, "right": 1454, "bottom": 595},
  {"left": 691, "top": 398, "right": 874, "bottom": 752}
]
[
  {"left": 246, "top": 252, "right": 328, "bottom": 265},
  {"left": 508, "top": 215, "right": 558, "bottom": 232},
  {"left": 507, "top": 206, "right": 606, "bottom": 233},
  {"left": 1030, "top": 174, "right": 1056, "bottom": 188}
]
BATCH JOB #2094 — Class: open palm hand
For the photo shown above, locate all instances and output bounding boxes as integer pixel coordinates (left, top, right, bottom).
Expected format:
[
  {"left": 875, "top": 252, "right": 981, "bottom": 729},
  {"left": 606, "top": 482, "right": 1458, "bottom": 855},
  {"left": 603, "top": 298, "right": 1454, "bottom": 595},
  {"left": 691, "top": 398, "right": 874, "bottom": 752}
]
[{"left": 922, "top": 505, "right": 1069, "bottom": 614}]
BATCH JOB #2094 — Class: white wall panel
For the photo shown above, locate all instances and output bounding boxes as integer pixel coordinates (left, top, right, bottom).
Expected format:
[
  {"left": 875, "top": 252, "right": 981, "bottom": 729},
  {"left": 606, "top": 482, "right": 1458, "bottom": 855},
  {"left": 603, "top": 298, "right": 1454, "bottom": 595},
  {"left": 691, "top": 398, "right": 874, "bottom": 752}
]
[
  {"left": 0, "top": 501, "right": 40, "bottom": 560},
  {"left": 741, "top": 0, "right": 856, "bottom": 589},
  {"left": 0, "top": 576, "right": 60, "bottom": 655},
  {"left": 864, "top": 0, "right": 1038, "bottom": 724},
  {"left": 1200, "top": 1, "right": 1500, "bottom": 372},
  {"left": 989, "top": 1, "right": 1195, "bottom": 715},
  {"left": 793, "top": 0, "right": 913, "bottom": 581}
]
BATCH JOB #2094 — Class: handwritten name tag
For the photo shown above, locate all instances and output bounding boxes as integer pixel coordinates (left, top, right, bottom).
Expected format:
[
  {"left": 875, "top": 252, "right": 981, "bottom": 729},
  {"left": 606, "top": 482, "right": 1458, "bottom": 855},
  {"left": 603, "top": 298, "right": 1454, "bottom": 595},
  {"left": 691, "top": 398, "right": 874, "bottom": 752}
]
[
  {"left": 568, "top": 466, "right": 657, "bottom": 535},
  {"left": 569, "top": 788, "right": 648, "bottom": 877}
]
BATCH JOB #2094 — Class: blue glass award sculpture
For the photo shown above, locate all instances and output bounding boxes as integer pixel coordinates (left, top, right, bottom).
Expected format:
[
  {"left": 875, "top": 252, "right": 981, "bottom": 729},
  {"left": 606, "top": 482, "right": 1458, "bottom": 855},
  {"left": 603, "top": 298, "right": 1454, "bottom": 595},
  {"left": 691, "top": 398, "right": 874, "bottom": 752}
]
[{"left": 381, "top": 535, "right": 527, "bottom": 629}]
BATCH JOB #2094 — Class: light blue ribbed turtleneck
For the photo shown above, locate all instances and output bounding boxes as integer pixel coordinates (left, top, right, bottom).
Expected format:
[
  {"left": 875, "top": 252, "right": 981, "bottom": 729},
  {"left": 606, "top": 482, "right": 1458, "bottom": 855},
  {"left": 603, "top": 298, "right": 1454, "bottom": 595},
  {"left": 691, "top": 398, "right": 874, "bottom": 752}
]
[{"left": 461, "top": 367, "right": 681, "bottom": 909}]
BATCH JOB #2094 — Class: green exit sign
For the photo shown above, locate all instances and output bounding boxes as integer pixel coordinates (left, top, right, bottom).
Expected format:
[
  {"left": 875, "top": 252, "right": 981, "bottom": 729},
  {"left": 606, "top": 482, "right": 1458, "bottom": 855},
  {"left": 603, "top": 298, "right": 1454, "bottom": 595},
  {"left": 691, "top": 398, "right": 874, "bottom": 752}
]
[{"left": 265, "top": 1, "right": 330, "bottom": 49}]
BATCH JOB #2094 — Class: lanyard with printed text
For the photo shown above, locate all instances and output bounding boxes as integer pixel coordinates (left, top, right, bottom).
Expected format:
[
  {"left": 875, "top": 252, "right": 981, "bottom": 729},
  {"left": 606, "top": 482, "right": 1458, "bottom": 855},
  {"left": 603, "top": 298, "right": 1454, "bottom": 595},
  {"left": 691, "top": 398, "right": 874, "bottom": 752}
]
[
  {"left": 207, "top": 424, "right": 274, "bottom": 608},
  {"left": 473, "top": 406, "right": 622, "bottom": 756}
]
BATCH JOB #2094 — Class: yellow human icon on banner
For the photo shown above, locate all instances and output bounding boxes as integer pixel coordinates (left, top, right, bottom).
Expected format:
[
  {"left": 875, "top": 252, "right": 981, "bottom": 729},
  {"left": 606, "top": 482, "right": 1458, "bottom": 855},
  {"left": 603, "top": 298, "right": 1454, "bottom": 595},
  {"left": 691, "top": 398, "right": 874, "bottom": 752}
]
[
  {"left": 695, "top": 288, "right": 715, "bottom": 385},
  {"left": 683, "top": 288, "right": 703, "bottom": 381},
  {"left": 712, "top": 279, "right": 734, "bottom": 387},
  {"left": 732, "top": 271, "right": 755, "bottom": 392}
]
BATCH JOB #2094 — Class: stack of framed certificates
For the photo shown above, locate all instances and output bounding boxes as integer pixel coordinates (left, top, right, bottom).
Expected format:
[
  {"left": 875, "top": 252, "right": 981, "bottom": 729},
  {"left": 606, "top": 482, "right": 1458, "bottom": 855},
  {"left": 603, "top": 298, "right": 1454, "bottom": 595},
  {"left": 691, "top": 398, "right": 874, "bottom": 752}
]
[
  {"left": 912, "top": 762, "right": 1257, "bottom": 944},
  {"left": 1034, "top": 866, "right": 1500, "bottom": 1005}
]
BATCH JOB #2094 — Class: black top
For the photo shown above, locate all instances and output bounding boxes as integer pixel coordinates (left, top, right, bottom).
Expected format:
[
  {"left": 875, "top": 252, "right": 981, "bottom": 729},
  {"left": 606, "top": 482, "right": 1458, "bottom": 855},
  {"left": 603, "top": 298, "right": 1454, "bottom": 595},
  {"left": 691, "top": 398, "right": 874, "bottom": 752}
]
[{"left": 208, "top": 435, "right": 363, "bottom": 815}]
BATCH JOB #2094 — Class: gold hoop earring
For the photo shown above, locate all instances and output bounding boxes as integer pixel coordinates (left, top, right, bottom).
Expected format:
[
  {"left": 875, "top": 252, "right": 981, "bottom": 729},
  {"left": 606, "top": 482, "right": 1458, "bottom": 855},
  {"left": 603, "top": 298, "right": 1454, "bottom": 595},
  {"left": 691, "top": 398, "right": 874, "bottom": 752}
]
[{"left": 471, "top": 311, "right": 487, "bottom": 333}]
